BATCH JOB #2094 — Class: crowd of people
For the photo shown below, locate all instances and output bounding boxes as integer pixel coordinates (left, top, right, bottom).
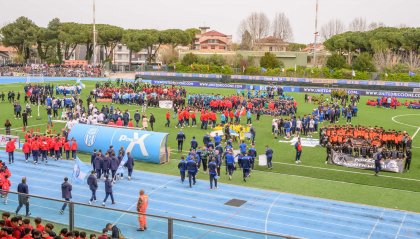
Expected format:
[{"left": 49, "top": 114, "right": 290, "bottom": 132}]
[
  {"left": 320, "top": 125, "right": 413, "bottom": 172},
  {"left": 0, "top": 211, "right": 123, "bottom": 239},
  {"left": 0, "top": 65, "right": 101, "bottom": 77},
  {"left": 176, "top": 129, "right": 275, "bottom": 189},
  {"left": 366, "top": 96, "right": 401, "bottom": 108},
  {"left": 90, "top": 82, "right": 187, "bottom": 106}
]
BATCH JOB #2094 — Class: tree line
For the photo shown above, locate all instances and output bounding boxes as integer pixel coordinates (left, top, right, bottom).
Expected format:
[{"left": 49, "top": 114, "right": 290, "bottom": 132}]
[
  {"left": 0, "top": 16, "right": 200, "bottom": 64},
  {"left": 324, "top": 27, "right": 420, "bottom": 72}
]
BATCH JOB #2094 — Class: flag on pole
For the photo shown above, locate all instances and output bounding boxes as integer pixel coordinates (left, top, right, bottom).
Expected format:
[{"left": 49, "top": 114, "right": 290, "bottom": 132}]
[
  {"left": 72, "top": 157, "right": 91, "bottom": 184},
  {"left": 261, "top": 67, "right": 267, "bottom": 73},
  {"left": 116, "top": 154, "right": 128, "bottom": 175}
]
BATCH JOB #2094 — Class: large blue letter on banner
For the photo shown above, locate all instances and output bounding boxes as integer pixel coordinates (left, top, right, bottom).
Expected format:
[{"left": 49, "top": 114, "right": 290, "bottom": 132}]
[{"left": 68, "top": 124, "right": 169, "bottom": 164}]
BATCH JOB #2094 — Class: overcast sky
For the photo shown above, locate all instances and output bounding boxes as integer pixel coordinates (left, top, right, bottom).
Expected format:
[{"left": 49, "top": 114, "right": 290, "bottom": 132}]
[{"left": 1, "top": 0, "right": 419, "bottom": 43}]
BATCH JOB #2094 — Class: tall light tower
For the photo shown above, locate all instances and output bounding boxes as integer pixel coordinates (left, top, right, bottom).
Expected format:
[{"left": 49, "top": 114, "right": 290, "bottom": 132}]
[
  {"left": 313, "top": 0, "right": 319, "bottom": 67},
  {"left": 92, "top": 0, "right": 97, "bottom": 66}
]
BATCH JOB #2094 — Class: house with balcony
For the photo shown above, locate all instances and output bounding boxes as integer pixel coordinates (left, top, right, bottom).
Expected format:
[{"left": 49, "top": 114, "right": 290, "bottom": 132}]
[{"left": 194, "top": 27, "right": 232, "bottom": 51}]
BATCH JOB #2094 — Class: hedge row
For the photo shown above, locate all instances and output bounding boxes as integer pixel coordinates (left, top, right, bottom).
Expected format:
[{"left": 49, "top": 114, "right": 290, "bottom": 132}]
[{"left": 171, "top": 63, "right": 420, "bottom": 82}]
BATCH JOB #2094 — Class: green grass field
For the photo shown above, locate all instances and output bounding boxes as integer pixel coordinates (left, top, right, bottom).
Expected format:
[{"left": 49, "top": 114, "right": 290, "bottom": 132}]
[{"left": 2, "top": 80, "right": 420, "bottom": 213}]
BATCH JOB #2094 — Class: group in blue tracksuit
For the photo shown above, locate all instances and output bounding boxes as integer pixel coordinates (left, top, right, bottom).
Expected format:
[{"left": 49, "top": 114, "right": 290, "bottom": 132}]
[
  {"left": 110, "top": 152, "right": 119, "bottom": 181},
  {"left": 178, "top": 156, "right": 187, "bottom": 182},
  {"left": 177, "top": 138, "right": 260, "bottom": 189},
  {"left": 208, "top": 159, "right": 218, "bottom": 189},
  {"left": 186, "top": 156, "right": 198, "bottom": 188},
  {"left": 59, "top": 177, "right": 72, "bottom": 214},
  {"left": 93, "top": 151, "right": 104, "bottom": 179},
  {"left": 87, "top": 170, "right": 98, "bottom": 204},
  {"left": 124, "top": 152, "right": 135, "bottom": 180},
  {"left": 241, "top": 153, "right": 252, "bottom": 182},
  {"left": 225, "top": 150, "right": 235, "bottom": 180}
]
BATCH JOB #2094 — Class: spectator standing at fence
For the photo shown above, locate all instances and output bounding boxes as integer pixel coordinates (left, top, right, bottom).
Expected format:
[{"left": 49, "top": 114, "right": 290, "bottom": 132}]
[
  {"left": 102, "top": 176, "right": 115, "bottom": 206},
  {"left": 6, "top": 138, "right": 16, "bottom": 164},
  {"left": 4, "top": 119, "right": 11, "bottom": 135},
  {"left": 87, "top": 170, "right": 98, "bottom": 205},
  {"left": 59, "top": 177, "right": 72, "bottom": 215},
  {"left": 136, "top": 190, "right": 148, "bottom": 231},
  {"left": 15, "top": 177, "right": 31, "bottom": 216},
  {"left": 295, "top": 138, "right": 302, "bottom": 164}
]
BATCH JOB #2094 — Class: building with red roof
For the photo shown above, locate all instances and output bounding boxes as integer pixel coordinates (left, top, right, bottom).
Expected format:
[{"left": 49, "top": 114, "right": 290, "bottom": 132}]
[{"left": 193, "top": 27, "right": 232, "bottom": 51}]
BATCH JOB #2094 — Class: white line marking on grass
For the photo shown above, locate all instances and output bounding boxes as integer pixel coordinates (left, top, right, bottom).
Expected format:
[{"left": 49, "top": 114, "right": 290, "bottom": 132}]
[
  {"left": 11, "top": 123, "right": 46, "bottom": 131},
  {"left": 265, "top": 195, "right": 280, "bottom": 239},
  {"left": 391, "top": 114, "right": 420, "bottom": 128},
  {"left": 395, "top": 213, "right": 407, "bottom": 239},
  {"left": 412, "top": 127, "right": 420, "bottom": 140},
  {"left": 256, "top": 160, "right": 420, "bottom": 183},
  {"left": 368, "top": 210, "right": 384, "bottom": 239}
]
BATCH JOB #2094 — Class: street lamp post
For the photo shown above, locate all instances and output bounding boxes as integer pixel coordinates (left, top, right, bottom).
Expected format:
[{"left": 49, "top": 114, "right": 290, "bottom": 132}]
[
  {"left": 313, "top": 0, "right": 319, "bottom": 68},
  {"left": 92, "top": 0, "right": 97, "bottom": 67}
]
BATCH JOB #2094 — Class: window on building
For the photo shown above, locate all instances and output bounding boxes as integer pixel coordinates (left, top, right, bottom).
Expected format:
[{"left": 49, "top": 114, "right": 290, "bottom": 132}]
[
  {"left": 269, "top": 46, "right": 273, "bottom": 51},
  {"left": 219, "top": 46, "right": 225, "bottom": 50},
  {"left": 211, "top": 46, "right": 215, "bottom": 49}
]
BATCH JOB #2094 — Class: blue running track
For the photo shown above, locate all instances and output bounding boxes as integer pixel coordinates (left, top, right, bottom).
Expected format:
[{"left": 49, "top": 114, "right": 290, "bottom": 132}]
[{"left": 2, "top": 152, "right": 420, "bottom": 239}]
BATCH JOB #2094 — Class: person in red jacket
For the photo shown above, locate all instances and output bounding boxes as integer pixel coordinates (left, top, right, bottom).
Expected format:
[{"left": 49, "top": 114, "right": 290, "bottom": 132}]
[
  {"left": 116, "top": 118, "right": 123, "bottom": 127},
  {"left": 71, "top": 138, "right": 78, "bottom": 159},
  {"left": 2, "top": 174, "right": 11, "bottom": 205},
  {"left": 5, "top": 138, "right": 16, "bottom": 164},
  {"left": 22, "top": 140, "right": 31, "bottom": 163},
  {"left": 34, "top": 218, "right": 44, "bottom": 233},
  {"left": 190, "top": 111, "right": 196, "bottom": 127},
  {"left": 1, "top": 227, "right": 15, "bottom": 239},
  {"left": 31, "top": 138, "right": 40, "bottom": 164},
  {"left": 165, "top": 111, "right": 171, "bottom": 127},
  {"left": 40, "top": 139, "right": 49, "bottom": 163},
  {"left": 127, "top": 119, "right": 134, "bottom": 128},
  {"left": 11, "top": 217, "right": 23, "bottom": 239},
  {"left": 63, "top": 140, "right": 71, "bottom": 160},
  {"left": 54, "top": 138, "right": 62, "bottom": 160},
  {"left": 229, "top": 110, "right": 234, "bottom": 124}
]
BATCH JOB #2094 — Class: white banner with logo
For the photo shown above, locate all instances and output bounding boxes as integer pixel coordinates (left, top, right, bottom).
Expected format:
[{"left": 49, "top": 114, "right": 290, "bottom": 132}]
[
  {"left": 258, "top": 155, "right": 267, "bottom": 166},
  {"left": 0, "top": 134, "right": 20, "bottom": 149},
  {"left": 279, "top": 136, "right": 319, "bottom": 148},
  {"left": 159, "top": 100, "right": 173, "bottom": 109}
]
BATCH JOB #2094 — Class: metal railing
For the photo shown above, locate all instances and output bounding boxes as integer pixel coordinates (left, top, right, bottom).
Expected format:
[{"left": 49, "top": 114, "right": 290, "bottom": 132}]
[{"left": 1, "top": 190, "right": 300, "bottom": 239}]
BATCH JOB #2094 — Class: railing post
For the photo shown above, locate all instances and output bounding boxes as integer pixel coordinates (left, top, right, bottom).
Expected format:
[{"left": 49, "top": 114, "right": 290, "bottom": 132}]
[
  {"left": 168, "top": 218, "right": 173, "bottom": 239},
  {"left": 69, "top": 202, "right": 75, "bottom": 231}
]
